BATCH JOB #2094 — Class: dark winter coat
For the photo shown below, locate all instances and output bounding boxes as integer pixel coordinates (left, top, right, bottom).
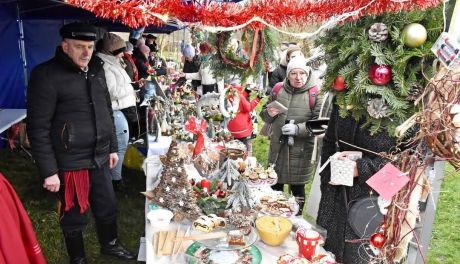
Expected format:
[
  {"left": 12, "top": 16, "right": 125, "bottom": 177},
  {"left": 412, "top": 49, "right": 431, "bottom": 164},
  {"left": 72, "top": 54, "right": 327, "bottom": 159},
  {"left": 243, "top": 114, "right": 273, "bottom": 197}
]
[
  {"left": 316, "top": 103, "right": 397, "bottom": 263},
  {"left": 134, "top": 54, "right": 151, "bottom": 79},
  {"left": 122, "top": 53, "right": 138, "bottom": 82},
  {"left": 27, "top": 47, "right": 117, "bottom": 179},
  {"left": 268, "top": 64, "right": 287, "bottom": 90},
  {"left": 260, "top": 79, "right": 321, "bottom": 185},
  {"left": 183, "top": 55, "right": 201, "bottom": 88}
]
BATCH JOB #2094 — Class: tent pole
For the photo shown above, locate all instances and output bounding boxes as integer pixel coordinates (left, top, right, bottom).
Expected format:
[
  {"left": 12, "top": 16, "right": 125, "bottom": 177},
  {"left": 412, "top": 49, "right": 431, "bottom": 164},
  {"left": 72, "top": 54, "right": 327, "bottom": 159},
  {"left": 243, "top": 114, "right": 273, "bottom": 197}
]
[{"left": 16, "top": 2, "right": 28, "bottom": 89}]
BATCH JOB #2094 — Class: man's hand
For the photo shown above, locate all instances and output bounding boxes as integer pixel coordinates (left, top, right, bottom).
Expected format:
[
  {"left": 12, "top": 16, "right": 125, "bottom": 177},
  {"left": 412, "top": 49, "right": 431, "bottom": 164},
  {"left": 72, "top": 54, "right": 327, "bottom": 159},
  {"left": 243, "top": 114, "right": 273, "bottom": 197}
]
[
  {"left": 43, "top": 174, "right": 60, "bottom": 192},
  {"left": 267, "top": 107, "right": 281, "bottom": 117},
  {"left": 109, "top": 153, "right": 119, "bottom": 169},
  {"left": 179, "top": 72, "right": 186, "bottom": 78}
]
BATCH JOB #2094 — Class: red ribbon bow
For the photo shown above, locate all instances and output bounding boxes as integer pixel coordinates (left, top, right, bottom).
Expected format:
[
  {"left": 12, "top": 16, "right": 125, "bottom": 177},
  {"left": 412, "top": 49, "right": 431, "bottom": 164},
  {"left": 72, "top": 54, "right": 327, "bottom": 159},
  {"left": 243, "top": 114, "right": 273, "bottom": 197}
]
[{"left": 185, "top": 116, "right": 208, "bottom": 158}]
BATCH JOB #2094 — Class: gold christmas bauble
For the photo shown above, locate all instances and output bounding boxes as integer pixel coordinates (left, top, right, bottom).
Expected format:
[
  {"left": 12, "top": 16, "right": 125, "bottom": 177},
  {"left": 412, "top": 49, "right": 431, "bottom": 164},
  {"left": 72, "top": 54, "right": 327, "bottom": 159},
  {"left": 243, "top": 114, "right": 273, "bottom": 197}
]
[{"left": 402, "top": 23, "right": 427, "bottom": 48}]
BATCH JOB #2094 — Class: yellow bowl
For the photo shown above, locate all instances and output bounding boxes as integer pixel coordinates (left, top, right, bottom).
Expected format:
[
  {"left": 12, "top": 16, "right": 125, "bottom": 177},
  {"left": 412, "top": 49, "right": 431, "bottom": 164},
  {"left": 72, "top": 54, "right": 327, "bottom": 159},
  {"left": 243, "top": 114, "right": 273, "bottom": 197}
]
[{"left": 256, "top": 216, "right": 292, "bottom": 246}]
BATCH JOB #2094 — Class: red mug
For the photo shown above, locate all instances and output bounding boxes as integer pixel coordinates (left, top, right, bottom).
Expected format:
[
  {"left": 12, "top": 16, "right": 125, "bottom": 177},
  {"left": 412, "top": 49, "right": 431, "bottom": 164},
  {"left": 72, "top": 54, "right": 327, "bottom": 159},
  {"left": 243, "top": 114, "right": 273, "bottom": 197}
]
[{"left": 296, "top": 228, "right": 320, "bottom": 260}]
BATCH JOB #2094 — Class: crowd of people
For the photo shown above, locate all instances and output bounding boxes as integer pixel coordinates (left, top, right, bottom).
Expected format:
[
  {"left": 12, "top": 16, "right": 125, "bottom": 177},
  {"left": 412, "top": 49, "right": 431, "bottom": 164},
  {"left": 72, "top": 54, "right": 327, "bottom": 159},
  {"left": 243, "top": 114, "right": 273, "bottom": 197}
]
[{"left": 24, "top": 21, "right": 398, "bottom": 264}]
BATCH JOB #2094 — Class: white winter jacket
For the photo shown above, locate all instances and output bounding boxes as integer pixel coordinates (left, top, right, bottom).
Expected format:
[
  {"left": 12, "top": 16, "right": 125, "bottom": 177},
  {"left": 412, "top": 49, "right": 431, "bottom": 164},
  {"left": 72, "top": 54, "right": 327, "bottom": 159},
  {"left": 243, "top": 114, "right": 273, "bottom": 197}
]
[
  {"left": 97, "top": 53, "right": 137, "bottom": 110},
  {"left": 185, "top": 65, "right": 224, "bottom": 94}
]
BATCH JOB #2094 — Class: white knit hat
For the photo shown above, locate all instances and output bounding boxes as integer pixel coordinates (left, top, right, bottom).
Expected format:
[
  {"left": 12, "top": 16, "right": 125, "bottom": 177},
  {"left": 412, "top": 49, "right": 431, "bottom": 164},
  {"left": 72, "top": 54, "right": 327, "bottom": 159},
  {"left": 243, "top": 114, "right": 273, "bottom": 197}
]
[
  {"left": 286, "top": 56, "right": 310, "bottom": 76},
  {"left": 183, "top": 44, "right": 195, "bottom": 58}
]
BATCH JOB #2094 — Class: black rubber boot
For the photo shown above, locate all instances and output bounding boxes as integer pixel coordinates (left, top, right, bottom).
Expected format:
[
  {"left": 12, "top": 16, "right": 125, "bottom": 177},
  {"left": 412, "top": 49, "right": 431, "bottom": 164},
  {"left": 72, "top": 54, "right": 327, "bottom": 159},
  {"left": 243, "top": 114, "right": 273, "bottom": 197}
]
[
  {"left": 63, "top": 230, "right": 87, "bottom": 264},
  {"left": 96, "top": 222, "right": 136, "bottom": 260}
]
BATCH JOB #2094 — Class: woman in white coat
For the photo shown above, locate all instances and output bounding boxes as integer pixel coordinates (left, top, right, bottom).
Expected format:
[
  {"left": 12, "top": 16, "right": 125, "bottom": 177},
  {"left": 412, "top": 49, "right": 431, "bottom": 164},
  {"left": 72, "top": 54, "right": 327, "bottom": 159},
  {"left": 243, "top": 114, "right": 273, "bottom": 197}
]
[
  {"left": 97, "top": 33, "right": 137, "bottom": 190},
  {"left": 180, "top": 42, "right": 224, "bottom": 95}
]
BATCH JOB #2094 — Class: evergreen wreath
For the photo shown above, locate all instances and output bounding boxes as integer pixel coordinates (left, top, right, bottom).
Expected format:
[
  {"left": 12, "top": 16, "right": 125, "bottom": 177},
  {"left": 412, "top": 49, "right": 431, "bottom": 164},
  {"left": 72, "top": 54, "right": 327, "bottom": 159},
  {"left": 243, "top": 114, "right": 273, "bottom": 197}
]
[
  {"left": 317, "top": 7, "right": 443, "bottom": 136},
  {"left": 219, "top": 85, "right": 240, "bottom": 119},
  {"left": 208, "top": 27, "right": 277, "bottom": 80}
]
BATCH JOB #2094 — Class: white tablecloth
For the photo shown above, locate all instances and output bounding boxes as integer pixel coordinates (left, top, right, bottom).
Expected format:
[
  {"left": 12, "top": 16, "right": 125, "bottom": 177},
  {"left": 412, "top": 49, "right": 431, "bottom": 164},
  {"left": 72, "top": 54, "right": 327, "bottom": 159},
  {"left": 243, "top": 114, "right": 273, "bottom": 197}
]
[
  {"left": 147, "top": 134, "right": 172, "bottom": 156},
  {"left": 142, "top": 138, "right": 320, "bottom": 263},
  {"left": 0, "top": 109, "right": 26, "bottom": 133}
]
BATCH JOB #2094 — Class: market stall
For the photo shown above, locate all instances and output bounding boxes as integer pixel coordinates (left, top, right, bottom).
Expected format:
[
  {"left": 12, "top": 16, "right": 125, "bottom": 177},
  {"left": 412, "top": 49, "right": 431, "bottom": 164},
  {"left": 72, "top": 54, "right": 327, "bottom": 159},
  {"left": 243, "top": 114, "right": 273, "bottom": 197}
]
[
  {"left": 61, "top": 1, "right": 460, "bottom": 263},
  {"left": 132, "top": 68, "right": 334, "bottom": 263}
]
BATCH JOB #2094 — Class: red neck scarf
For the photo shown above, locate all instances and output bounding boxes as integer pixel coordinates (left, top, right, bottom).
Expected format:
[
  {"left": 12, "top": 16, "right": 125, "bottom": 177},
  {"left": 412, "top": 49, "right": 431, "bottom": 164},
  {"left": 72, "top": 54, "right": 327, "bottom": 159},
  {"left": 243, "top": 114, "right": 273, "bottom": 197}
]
[{"left": 63, "top": 170, "right": 90, "bottom": 214}]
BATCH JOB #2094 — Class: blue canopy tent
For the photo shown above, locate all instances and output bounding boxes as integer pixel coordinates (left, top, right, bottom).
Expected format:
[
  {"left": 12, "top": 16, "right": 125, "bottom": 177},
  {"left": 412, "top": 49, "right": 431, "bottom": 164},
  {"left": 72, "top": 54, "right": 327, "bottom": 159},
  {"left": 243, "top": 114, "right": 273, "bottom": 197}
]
[{"left": 0, "top": 0, "right": 180, "bottom": 109}]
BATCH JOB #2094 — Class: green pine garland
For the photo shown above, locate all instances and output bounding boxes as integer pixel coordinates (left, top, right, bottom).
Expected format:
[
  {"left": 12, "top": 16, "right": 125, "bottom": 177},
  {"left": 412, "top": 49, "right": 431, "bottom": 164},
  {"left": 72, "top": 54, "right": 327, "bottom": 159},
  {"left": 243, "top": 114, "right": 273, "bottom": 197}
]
[
  {"left": 316, "top": 7, "right": 443, "bottom": 136},
  {"left": 207, "top": 27, "right": 278, "bottom": 80}
]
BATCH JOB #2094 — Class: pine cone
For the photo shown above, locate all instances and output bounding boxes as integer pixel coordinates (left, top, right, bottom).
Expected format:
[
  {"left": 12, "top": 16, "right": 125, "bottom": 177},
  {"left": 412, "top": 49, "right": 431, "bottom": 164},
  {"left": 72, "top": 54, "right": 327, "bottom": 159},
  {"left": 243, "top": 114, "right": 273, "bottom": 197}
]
[
  {"left": 407, "top": 84, "right": 424, "bottom": 101},
  {"left": 368, "top": 23, "right": 388, "bottom": 42},
  {"left": 367, "top": 98, "right": 391, "bottom": 119}
]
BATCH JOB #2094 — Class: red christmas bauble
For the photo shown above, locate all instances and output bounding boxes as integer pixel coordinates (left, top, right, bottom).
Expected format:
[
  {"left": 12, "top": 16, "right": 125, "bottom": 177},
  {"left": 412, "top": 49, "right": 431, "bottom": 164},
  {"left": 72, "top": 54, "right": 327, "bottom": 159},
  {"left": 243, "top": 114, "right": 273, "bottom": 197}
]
[
  {"left": 217, "top": 190, "right": 227, "bottom": 198},
  {"left": 333, "top": 76, "right": 347, "bottom": 91},
  {"left": 201, "top": 179, "right": 211, "bottom": 193},
  {"left": 369, "top": 64, "right": 392, "bottom": 85},
  {"left": 370, "top": 232, "right": 386, "bottom": 248}
]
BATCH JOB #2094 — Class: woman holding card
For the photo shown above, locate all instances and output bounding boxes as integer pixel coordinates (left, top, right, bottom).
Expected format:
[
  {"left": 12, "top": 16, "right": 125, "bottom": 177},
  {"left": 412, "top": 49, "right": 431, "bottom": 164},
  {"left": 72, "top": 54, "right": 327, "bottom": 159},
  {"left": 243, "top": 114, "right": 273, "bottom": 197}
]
[
  {"left": 316, "top": 102, "right": 398, "bottom": 263},
  {"left": 260, "top": 56, "right": 322, "bottom": 215}
]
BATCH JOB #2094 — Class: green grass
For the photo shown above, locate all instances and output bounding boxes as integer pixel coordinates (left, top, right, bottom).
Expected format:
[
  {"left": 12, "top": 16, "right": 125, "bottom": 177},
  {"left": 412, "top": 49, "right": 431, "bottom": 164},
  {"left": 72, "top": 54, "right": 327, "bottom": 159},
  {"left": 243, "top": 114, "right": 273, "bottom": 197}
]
[
  {"left": 426, "top": 165, "right": 460, "bottom": 264},
  {"left": 1, "top": 129, "right": 459, "bottom": 263},
  {"left": 0, "top": 150, "right": 145, "bottom": 264}
]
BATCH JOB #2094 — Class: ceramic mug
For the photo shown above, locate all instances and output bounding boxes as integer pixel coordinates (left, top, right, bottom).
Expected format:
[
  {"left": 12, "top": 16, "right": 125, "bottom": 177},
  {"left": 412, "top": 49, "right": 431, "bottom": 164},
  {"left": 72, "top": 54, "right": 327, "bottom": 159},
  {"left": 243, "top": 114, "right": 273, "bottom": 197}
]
[{"left": 296, "top": 228, "right": 320, "bottom": 260}]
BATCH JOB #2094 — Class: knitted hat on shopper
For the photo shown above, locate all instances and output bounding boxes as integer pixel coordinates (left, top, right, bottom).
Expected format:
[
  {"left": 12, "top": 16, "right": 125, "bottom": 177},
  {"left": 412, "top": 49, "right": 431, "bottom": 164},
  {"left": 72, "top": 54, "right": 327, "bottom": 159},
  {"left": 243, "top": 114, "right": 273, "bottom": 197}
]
[
  {"left": 139, "top": 44, "right": 150, "bottom": 55},
  {"left": 286, "top": 56, "right": 310, "bottom": 76},
  {"left": 183, "top": 44, "right": 195, "bottom": 58},
  {"left": 136, "top": 37, "right": 145, "bottom": 47},
  {"left": 102, "top": 33, "right": 126, "bottom": 56},
  {"left": 125, "top": 41, "right": 134, "bottom": 52}
]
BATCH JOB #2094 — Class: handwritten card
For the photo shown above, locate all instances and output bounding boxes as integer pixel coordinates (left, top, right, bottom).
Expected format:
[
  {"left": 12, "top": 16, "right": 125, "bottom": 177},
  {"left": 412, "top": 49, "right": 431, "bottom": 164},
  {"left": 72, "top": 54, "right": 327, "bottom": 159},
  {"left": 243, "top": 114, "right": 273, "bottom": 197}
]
[{"left": 366, "top": 163, "right": 409, "bottom": 200}]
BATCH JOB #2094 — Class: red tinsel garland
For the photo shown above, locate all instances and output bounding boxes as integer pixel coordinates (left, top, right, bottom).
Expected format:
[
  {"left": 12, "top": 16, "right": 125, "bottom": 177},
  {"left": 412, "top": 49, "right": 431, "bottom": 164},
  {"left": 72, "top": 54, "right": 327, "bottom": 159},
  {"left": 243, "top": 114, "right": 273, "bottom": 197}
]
[{"left": 64, "top": 0, "right": 442, "bottom": 29}]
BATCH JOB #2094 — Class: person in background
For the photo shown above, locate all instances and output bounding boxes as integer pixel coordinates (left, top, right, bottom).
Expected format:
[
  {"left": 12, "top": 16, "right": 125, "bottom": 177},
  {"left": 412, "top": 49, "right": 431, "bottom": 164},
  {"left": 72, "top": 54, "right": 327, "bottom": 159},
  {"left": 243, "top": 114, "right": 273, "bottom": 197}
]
[
  {"left": 96, "top": 33, "right": 138, "bottom": 192},
  {"left": 182, "top": 43, "right": 202, "bottom": 91},
  {"left": 27, "top": 22, "right": 135, "bottom": 263},
  {"left": 181, "top": 42, "right": 224, "bottom": 95},
  {"left": 260, "top": 56, "right": 322, "bottom": 215},
  {"left": 149, "top": 51, "right": 167, "bottom": 76},
  {"left": 131, "top": 36, "right": 145, "bottom": 62},
  {"left": 122, "top": 41, "right": 144, "bottom": 140},
  {"left": 133, "top": 43, "right": 157, "bottom": 135},
  {"left": 145, "top": 34, "right": 158, "bottom": 53},
  {"left": 122, "top": 42, "right": 138, "bottom": 82},
  {"left": 227, "top": 78, "right": 263, "bottom": 156},
  {"left": 134, "top": 44, "right": 153, "bottom": 80},
  {"left": 269, "top": 45, "right": 304, "bottom": 90}
]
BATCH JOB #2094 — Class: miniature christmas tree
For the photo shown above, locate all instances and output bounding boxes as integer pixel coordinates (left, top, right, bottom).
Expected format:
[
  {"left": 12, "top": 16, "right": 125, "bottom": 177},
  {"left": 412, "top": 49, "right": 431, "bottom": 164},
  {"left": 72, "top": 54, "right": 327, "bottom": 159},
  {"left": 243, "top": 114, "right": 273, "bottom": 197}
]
[
  {"left": 226, "top": 181, "right": 253, "bottom": 212},
  {"left": 151, "top": 141, "right": 202, "bottom": 221},
  {"left": 212, "top": 158, "right": 241, "bottom": 186}
]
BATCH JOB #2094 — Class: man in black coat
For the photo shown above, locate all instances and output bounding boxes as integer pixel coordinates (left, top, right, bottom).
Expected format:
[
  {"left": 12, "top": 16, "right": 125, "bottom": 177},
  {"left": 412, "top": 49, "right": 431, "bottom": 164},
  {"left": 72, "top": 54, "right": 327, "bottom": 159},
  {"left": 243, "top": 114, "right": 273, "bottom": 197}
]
[{"left": 27, "top": 22, "right": 135, "bottom": 264}]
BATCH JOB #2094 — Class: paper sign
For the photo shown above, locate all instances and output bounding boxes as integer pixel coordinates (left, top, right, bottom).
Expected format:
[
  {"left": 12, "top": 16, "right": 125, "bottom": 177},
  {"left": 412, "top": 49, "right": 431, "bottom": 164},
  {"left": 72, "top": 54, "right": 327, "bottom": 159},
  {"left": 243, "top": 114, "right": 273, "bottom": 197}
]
[{"left": 366, "top": 163, "right": 409, "bottom": 200}]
